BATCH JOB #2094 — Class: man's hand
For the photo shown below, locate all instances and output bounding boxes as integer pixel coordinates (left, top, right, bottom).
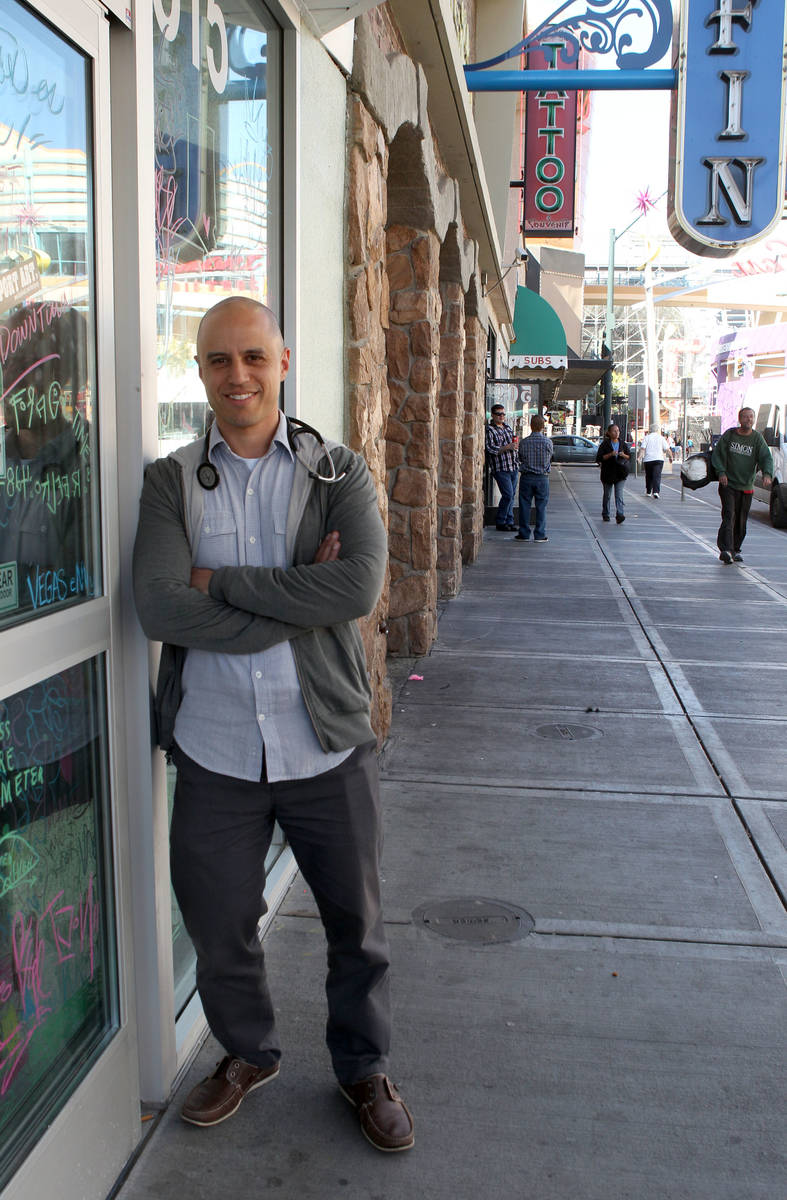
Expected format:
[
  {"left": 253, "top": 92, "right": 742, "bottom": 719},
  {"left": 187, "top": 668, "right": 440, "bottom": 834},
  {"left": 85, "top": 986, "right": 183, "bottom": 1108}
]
[
  {"left": 190, "top": 567, "right": 214, "bottom": 594},
  {"left": 718, "top": 474, "right": 728, "bottom": 486},
  {"left": 763, "top": 475, "right": 772, "bottom": 488},
  {"left": 314, "top": 530, "right": 341, "bottom": 562}
]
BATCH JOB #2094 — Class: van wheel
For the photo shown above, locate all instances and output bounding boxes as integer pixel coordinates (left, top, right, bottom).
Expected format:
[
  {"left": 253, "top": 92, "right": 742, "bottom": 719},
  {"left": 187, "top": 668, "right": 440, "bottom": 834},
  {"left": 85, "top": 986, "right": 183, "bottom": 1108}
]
[{"left": 770, "top": 483, "right": 787, "bottom": 529}]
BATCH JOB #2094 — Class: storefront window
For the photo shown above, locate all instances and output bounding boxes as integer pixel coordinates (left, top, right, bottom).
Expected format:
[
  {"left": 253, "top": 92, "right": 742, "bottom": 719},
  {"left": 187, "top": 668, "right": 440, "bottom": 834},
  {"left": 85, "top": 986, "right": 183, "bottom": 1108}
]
[
  {"left": 0, "top": 658, "right": 118, "bottom": 1189},
  {"left": 154, "top": 0, "right": 281, "bottom": 455},
  {"left": 0, "top": 1, "right": 101, "bottom": 631},
  {"left": 154, "top": 0, "right": 284, "bottom": 1015}
]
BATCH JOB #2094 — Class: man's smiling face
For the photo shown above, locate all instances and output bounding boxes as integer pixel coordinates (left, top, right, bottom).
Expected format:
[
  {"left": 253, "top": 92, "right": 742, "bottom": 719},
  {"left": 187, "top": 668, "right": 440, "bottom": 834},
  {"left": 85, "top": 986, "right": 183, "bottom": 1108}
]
[{"left": 196, "top": 300, "right": 290, "bottom": 441}]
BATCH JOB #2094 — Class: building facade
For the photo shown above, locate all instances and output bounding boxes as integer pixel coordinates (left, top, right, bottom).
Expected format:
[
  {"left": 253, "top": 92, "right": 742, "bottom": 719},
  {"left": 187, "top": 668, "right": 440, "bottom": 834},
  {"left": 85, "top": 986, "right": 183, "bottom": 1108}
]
[{"left": 0, "top": 1, "right": 522, "bottom": 1194}]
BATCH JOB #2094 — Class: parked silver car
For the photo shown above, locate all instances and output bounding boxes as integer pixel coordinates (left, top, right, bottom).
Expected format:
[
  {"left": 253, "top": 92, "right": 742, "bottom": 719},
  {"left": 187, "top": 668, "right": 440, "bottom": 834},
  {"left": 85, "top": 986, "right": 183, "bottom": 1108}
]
[{"left": 550, "top": 434, "right": 599, "bottom": 464}]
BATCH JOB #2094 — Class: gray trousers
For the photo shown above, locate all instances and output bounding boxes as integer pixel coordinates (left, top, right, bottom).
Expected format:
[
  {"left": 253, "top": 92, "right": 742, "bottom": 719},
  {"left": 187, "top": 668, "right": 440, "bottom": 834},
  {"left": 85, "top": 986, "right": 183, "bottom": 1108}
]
[{"left": 170, "top": 741, "right": 391, "bottom": 1085}]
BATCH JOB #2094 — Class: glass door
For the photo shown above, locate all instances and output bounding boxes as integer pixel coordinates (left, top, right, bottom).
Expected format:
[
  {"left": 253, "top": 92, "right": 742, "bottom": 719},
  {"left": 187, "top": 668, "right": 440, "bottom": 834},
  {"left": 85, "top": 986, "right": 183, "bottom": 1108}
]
[
  {"left": 152, "top": 0, "right": 286, "bottom": 1021},
  {"left": 0, "top": 2, "right": 138, "bottom": 1194}
]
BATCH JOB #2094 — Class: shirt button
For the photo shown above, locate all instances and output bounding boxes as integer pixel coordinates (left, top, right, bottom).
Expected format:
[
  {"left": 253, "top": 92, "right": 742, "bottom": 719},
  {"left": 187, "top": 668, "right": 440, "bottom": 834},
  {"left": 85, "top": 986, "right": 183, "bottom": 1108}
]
[
  {"left": 249, "top": 536, "right": 256, "bottom": 544},
  {"left": 255, "top": 670, "right": 262, "bottom": 679},
  {"left": 247, "top": 487, "right": 254, "bottom": 495},
  {"left": 257, "top": 713, "right": 265, "bottom": 722}
]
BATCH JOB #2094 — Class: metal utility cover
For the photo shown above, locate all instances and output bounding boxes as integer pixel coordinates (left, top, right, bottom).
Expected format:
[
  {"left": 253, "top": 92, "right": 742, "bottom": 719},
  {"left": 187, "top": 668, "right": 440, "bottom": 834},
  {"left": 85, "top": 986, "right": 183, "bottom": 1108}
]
[
  {"left": 535, "top": 723, "right": 602, "bottom": 741},
  {"left": 413, "top": 897, "right": 534, "bottom": 943}
]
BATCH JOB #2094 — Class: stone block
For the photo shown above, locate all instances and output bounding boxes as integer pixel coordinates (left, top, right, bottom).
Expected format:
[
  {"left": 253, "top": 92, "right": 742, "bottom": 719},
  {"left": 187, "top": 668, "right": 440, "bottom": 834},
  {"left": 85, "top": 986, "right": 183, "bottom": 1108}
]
[
  {"left": 349, "top": 272, "right": 370, "bottom": 342},
  {"left": 440, "top": 415, "right": 461, "bottom": 440},
  {"left": 438, "top": 568, "right": 460, "bottom": 599},
  {"left": 439, "top": 363, "right": 461, "bottom": 396},
  {"left": 388, "top": 504, "right": 408, "bottom": 536},
  {"left": 410, "top": 320, "right": 435, "bottom": 358},
  {"left": 386, "top": 440, "right": 405, "bottom": 470},
  {"left": 386, "top": 414, "right": 409, "bottom": 445},
  {"left": 437, "top": 484, "right": 457, "bottom": 508},
  {"left": 351, "top": 96, "right": 379, "bottom": 163},
  {"left": 347, "top": 343, "right": 373, "bottom": 386},
  {"left": 348, "top": 147, "right": 368, "bottom": 266},
  {"left": 367, "top": 161, "right": 385, "bottom": 237},
  {"left": 406, "top": 420, "right": 436, "bottom": 470},
  {"left": 385, "top": 325, "right": 410, "bottom": 380},
  {"left": 440, "top": 507, "right": 461, "bottom": 538},
  {"left": 386, "top": 615, "right": 407, "bottom": 656},
  {"left": 390, "top": 290, "right": 429, "bottom": 324},
  {"left": 410, "top": 507, "right": 436, "bottom": 571},
  {"left": 409, "top": 355, "right": 435, "bottom": 394},
  {"left": 387, "top": 253, "right": 414, "bottom": 293},
  {"left": 387, "top": 225, "right": 417, "bottom": 254},
  {"left": 407, "top": 608, "right": 436, "bottom": 656},
  {"left": 388, "top": 378, "right": 408, "bottom": 413},
  {"left": 389, "top": 572, "right": 431, "bottom": 618},
  {"left": 391, "top": 466, "right": 430, "bottom": 508},
  {"left": 412, "top": 234, "right": 439, "bottom": 290},
  {"left": 400, "top": 392, "right": 433, "bottom": 423},
  {"left": 388, "top": 530, "right": 410, "bottom": 562},
  {"left": 438, "top": 388, "right": 460, "bottom": 417}
]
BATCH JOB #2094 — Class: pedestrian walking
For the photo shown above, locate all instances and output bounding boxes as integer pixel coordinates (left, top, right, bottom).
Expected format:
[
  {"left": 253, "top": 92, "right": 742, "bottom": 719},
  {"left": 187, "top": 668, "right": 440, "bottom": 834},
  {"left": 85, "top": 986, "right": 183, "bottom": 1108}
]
[
  {"left": 711, "top": 406, "right": 773, "bottom": 564},
  {"left": 515, "top": 413, "right": 553, "bottom": 542},
  {"left": 596, "top": 423, "right": 631, "bottom": 523},
  {"left": 133, "top": 297, "right": 414, "bottom": 1152},
  {"left": 486, "top": 404, "right": 518, "bottom": 531},
  {"left": 638, "top": 422, "right": 673, "bottom": 499}
]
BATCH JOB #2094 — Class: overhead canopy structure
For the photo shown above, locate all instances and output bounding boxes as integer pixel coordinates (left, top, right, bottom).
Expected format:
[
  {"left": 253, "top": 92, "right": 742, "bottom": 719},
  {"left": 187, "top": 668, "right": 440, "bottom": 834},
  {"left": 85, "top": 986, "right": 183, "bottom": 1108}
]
[{"left": 509, "top": 286, "right": 609, "bottom": 407}]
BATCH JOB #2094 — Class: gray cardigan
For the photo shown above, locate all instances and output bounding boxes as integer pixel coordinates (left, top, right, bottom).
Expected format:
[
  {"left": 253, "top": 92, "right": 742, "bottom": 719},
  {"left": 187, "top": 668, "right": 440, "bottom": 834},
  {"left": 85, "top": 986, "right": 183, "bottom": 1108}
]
[{"left": 132, "top": 423, "right": 387, "bottom": 755}]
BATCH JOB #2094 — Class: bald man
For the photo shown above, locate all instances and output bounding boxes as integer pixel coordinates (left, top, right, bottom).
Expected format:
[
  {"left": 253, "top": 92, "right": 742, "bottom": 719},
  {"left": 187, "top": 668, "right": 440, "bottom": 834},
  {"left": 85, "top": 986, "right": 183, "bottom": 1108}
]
[{"left": 133, "top": 298, "right": 413, "bottom": 1151}]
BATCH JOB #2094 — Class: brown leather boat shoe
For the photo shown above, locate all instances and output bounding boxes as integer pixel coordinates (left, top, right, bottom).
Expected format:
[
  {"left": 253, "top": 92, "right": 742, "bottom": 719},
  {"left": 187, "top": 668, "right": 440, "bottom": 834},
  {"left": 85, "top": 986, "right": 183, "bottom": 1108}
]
[
  {"left": 339, "top": 1074, "right": 414, "bottom": 1152},
  {"left": 181, "top": 1056, "right": 279, "bottom": 1127}
]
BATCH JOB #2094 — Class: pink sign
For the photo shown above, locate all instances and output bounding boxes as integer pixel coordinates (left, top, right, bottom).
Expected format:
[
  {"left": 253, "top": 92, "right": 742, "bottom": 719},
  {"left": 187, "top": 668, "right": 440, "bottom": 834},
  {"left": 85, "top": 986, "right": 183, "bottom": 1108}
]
[{"left": 524, "top": 42, "right": 578, "bottom": 237}]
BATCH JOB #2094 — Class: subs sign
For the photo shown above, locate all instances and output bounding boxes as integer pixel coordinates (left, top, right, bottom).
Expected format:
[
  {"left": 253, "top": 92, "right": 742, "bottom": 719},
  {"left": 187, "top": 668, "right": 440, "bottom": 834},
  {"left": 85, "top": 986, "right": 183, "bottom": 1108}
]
[{"left": 669, "top": 0, "right": 787, "bottom": 257}]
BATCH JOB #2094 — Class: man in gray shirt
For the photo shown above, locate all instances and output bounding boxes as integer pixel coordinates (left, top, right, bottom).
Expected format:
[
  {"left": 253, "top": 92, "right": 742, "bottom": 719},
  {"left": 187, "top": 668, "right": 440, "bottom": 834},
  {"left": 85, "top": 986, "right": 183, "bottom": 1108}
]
[{"left": 133, "top": 297, "right": 413, "bottom": 1152}]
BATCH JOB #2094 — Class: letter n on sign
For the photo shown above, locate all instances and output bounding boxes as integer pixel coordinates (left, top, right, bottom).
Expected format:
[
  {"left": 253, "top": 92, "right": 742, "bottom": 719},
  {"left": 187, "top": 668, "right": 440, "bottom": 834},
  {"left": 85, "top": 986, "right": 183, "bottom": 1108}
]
[{"left": 668, "top": 0, "right": 787, "bottom": 257}]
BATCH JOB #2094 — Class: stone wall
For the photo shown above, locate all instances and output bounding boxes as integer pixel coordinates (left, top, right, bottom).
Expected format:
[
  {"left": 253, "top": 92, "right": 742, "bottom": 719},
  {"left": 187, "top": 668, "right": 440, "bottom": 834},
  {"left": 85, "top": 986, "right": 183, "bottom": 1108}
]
[
  {"left": 346, "top": 12, "right": 491, "bottom": 736},
  {"left": 462, "top": 312, "right": 487, "bottom": 562},
  {"left": 346, "top": 95, "right": 392, "bottom": 740},
  {"left": 385, "top": 226, "right": 442, "bottom": 655},
  {"left": 437, "top": 280, "right": 465, "bottom": 597}
]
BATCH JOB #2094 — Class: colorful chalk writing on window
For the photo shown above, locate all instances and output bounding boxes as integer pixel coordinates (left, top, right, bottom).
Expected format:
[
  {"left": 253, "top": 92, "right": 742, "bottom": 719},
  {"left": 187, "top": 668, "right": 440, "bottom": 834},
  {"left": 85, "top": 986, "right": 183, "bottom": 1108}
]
[
  {"left": 0, "top": 659, "right": 118, "bottom": 1190},
  {"left": 0, "top": 0, "right": 101, "bottom": 632}
]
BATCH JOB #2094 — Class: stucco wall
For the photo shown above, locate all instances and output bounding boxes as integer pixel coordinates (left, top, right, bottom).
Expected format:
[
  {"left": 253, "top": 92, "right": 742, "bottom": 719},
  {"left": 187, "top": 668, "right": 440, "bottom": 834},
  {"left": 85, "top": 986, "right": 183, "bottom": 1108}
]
[{"left": 298, "top": 32, "right": 347, "bottom": 442}]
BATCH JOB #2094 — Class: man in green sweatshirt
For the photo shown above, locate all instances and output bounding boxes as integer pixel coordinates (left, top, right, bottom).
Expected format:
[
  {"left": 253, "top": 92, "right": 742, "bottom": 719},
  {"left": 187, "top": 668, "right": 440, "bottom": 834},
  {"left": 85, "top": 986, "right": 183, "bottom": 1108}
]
[{"left": 711, "top": 406, "right": 773, "bottom": 564}]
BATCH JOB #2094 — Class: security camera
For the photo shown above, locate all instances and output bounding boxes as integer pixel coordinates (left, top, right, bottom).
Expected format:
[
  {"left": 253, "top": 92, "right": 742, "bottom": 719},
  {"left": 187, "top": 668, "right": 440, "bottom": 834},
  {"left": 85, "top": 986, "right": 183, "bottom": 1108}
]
[{"left": 516, "top": 248, "right": 528, "bottom": 263}]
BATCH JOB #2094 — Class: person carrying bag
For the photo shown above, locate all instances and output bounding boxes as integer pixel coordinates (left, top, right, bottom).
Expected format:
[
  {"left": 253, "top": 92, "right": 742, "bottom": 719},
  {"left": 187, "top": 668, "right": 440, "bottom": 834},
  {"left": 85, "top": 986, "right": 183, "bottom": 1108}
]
[{"left": 596, "top": 422, "right": 631, "bottom": 523}]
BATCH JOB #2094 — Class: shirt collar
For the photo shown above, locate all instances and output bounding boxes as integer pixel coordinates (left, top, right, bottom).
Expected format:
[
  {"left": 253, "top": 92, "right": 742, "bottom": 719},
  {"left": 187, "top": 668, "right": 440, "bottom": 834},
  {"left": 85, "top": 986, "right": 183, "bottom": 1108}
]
[{"left": 207, "top": 410, "right": 294, "bottom": 462}]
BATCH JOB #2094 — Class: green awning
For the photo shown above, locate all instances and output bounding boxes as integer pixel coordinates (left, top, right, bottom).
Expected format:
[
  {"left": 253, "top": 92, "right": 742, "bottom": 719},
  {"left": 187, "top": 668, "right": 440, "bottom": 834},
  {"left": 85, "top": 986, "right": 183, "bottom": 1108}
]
[{"left": 510, "top": 286, "right": 567, "bottom": 359}]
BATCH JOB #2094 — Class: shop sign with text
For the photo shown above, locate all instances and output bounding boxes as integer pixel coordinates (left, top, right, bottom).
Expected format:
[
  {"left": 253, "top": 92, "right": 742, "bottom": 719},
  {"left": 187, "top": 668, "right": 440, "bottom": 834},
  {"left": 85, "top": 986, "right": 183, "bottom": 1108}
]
[
  {"left": 524, "top": 41, "right": 578, "bottom": 237},
  {"left": 669, "top": 0, "right": 787, "bottom": 256}
]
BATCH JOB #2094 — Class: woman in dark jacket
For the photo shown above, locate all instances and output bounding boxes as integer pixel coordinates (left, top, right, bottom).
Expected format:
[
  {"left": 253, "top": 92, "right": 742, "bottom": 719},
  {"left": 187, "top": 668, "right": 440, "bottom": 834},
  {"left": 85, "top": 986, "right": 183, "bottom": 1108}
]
[{"left": 596, "top": 423, "right": 631, "bottom": 523}]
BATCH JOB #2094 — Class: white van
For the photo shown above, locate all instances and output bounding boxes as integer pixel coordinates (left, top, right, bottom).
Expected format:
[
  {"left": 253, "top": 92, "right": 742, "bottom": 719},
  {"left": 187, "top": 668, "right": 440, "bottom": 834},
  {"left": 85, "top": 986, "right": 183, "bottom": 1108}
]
[{"left": 752, "top": 399, "right": 787, "bottom": 527}]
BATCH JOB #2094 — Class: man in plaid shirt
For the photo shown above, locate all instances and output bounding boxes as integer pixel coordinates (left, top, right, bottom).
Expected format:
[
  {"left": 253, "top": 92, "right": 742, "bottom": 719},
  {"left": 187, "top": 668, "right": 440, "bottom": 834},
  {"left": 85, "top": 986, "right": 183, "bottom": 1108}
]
[
  {"left": 515, "top": 414, "right": 553, "bottom": 542},
  {"left": 486, "top": 404, "right": 518, "bottom": 531}
]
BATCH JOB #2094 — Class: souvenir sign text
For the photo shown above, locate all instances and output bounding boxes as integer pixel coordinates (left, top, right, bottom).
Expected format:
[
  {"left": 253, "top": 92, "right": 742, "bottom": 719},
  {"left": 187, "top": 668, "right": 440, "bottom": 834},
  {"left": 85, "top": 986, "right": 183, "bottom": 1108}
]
[{"left": 669, "top": 0, "right": 787, "bottom": 256}]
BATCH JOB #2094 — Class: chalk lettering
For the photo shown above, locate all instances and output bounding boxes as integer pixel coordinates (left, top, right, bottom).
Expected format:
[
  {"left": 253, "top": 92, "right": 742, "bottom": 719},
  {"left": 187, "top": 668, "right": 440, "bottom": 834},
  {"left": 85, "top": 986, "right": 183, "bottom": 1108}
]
[
  {"left": 0, "top": 25, "right": 66, "bottom": 113},
  {"left": 0, "top": 831, "right": 40, "bottom": 898},
  {"left": 25, "top": 562, "right": 92, "bottom": 611}
]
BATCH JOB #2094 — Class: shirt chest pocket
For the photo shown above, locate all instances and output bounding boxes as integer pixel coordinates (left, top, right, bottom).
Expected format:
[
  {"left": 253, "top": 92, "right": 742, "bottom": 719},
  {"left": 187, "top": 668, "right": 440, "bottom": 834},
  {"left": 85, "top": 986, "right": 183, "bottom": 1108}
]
[{"left": 197, "top": 509, "right": 238, "bottom": 569}]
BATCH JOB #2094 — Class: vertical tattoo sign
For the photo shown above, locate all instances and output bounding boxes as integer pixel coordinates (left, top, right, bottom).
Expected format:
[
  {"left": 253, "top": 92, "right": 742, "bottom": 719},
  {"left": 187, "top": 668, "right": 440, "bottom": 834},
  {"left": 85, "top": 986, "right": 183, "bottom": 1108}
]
[
  {"left": 524, "top": 41, "right": 578, "bottom": 237},
  {"left": 669, "top": 0, "right": 787, "bottom": 256}
]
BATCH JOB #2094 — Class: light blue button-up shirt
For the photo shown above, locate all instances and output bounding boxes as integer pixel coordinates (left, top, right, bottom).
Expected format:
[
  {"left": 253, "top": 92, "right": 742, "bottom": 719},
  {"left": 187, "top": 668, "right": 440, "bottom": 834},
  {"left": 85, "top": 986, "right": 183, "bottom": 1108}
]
[{"left": 174, "top": 414, "right": 352, "bottom": 782}]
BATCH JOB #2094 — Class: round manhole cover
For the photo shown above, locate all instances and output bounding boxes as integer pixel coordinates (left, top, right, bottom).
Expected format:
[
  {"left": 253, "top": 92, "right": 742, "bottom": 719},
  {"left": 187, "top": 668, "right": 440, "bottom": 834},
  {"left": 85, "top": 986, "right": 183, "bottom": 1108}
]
[
  {"left": 534, "top": 723, "right": 602, "bottom": 741},
  {"left": 412, "top": 897, "right": 534, "bottom": 944}
]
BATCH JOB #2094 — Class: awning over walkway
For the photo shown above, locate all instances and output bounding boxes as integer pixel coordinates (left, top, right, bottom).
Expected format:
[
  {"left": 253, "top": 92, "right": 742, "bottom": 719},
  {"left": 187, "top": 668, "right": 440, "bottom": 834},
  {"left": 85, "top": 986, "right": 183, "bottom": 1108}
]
[{"left": 507, "top": 286, "right": 609, "bottom": 407}]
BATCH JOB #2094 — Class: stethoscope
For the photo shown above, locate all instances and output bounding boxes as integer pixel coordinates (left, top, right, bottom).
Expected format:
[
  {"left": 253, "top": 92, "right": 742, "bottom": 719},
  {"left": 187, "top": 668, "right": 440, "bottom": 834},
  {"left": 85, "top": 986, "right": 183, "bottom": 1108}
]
[{"left": 196, "top": 415, "right": 347, "bottom": 490}]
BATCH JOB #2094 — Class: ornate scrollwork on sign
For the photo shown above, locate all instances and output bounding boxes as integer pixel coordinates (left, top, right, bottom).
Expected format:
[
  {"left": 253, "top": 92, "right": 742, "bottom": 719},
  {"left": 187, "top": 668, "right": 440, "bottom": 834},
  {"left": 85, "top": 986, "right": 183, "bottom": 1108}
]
[{"left": 468, "top": 0, "right": 673, "bottom": 73}]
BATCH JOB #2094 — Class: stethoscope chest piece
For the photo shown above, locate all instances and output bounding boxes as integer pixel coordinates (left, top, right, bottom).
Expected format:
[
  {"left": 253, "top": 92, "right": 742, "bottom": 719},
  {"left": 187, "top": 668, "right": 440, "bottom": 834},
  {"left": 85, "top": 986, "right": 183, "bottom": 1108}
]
[{"left": 196, "top": 460, "right": 220, "bottom": 490}]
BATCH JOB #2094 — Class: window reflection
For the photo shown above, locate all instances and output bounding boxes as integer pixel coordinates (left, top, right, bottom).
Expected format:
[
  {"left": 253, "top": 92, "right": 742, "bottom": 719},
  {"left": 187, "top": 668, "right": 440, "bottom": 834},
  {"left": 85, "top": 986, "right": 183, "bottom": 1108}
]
[
  {"left": 154, "top": 0, "right": 280, "bottom": 455},
  {"left": 0, "top": 1, "right": 99, "bottom": 629}
]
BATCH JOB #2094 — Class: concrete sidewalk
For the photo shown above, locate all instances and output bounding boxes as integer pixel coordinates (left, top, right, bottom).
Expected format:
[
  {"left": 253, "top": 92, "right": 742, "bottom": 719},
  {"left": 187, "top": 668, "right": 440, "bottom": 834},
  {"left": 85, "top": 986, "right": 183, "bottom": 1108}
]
[{"left": 117, "top": 466, "right": 787, "bottom": 1200}]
